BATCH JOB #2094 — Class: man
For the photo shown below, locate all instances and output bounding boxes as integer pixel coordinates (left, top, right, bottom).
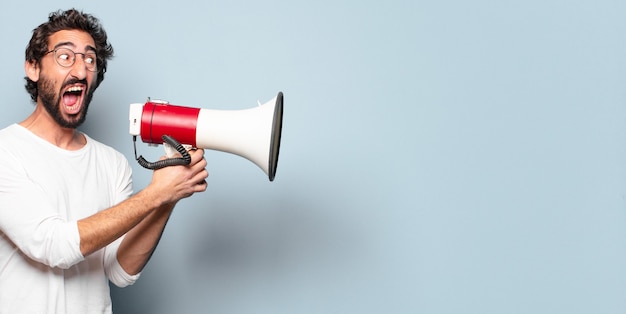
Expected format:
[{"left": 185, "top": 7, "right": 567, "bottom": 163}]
[{"left": 0, "top": 9, "right": 208, "bottom": 313}]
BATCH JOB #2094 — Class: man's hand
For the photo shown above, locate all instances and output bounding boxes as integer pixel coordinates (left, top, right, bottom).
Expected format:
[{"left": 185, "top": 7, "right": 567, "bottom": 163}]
[{"left": 148, "top": 148, "right": 209, "bottom": 205}]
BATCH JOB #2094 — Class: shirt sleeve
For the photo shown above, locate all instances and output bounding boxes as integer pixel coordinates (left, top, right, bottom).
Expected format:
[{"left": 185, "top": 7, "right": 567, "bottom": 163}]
[
  {"left": 0, "top": 154, "right": 84, "bottom": 269},
  {"left": 104, "top": 234, "right": 141, "bottom": 287},
  {"left": 103, "top": 152, "right": 140, "bottom": 287}
]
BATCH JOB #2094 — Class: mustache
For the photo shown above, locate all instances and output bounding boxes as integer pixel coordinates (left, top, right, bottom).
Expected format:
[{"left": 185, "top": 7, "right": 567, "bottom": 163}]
[{"left": 62, "top": 78, "right": 89, "bottom": 89}]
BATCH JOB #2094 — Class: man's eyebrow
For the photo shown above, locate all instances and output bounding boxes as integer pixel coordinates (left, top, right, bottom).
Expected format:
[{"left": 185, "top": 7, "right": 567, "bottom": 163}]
[
  {"left": 51, "top": 41, "right": 75, "bottom": 50},
  {"left": 51, "top": 42, "right": 96, "bottom": 52}
]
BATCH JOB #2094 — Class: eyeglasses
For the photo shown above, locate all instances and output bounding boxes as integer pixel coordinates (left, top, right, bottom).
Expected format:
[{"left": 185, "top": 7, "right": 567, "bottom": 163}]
[{"left": 44, "top": 48, "right": 98, "bottom": 72}]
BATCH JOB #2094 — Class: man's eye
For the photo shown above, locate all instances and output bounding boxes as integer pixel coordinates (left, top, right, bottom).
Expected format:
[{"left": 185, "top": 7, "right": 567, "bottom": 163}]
[
  {"left": 85, "top": 56, "right": 96, "bottom": 65},
  {"left": 58, "top": 53, "right": 71, "bottom": 61}
]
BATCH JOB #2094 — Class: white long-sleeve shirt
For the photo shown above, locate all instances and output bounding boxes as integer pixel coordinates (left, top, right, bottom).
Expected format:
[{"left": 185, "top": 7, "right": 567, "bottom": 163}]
[{"left": 0, "top": 124, "right": 139, "bottom": 313}]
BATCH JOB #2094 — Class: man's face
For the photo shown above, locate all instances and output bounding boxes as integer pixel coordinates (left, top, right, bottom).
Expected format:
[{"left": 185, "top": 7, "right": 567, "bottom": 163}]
[{"left": 34, "top": 30, "right": 98, "bottom": 129}]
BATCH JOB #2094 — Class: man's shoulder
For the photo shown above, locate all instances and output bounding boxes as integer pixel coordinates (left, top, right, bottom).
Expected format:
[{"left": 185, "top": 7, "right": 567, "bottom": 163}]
[
  {"left": 0, "top": 124, "right": 39, "bottom": 164},
  {"left": 0, "top": 123, "right": 22, "bottom": 135},
  {"left": 0, "top": 124, "right": 29, "bottom": 145},
  {"left": 83, "top": 134, "right": 129, "bottom": 162}
]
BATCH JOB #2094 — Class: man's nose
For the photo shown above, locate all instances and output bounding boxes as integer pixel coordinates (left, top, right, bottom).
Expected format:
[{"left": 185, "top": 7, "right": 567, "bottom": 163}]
[{"left": 69, "top": 55, "right": 90, "bottom": 78}]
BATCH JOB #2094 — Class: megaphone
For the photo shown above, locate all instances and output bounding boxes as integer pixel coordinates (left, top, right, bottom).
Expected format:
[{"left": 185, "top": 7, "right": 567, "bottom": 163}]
[{"left": 129, "top": 92, "right": 283, "bottom": 181}]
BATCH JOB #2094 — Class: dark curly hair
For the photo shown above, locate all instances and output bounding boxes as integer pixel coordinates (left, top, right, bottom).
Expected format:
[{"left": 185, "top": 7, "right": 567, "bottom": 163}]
[{"left": 24, "top": 9, "right": 114, "bottom": 102}]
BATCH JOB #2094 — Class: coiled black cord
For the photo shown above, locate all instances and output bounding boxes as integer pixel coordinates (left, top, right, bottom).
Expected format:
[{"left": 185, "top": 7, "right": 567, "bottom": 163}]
[{"left": 134, "top": 135, "right": 192, "bottom": 170}]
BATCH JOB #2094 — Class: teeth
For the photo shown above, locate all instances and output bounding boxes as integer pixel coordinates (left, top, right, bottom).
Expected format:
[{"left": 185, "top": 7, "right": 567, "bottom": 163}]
[{"left": 67, "top": 86, "right": 83, "bottom": 92}]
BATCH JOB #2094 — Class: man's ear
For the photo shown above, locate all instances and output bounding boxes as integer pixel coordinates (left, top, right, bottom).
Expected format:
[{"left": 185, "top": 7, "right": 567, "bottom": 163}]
[{"left": 25, "top": 60, "right": 40, "bottom": 82}]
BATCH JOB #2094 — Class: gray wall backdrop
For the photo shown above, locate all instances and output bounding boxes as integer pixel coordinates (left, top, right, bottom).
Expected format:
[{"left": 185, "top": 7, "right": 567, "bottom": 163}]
[{"left": 2, "top": 0, "right": 626, "bottom": 313}]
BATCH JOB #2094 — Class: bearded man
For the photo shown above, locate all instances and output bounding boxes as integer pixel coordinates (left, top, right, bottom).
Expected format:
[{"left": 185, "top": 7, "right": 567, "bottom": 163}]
[{"left": 0, "top": 9, "right": 208, "bottom": 313}]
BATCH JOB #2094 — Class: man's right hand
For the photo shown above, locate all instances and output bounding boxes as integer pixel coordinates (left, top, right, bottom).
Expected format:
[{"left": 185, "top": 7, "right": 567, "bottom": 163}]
[{"left": 149, "top": 148, "right": 209, "bottom": 205}]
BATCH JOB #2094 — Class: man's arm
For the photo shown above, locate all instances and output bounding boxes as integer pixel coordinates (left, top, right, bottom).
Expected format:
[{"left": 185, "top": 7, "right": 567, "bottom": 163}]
[
  {"left": 115, "top": 202, "right": 175, "bottom": 275},
  {"left": 77, "top": 148, "right": 207, "bottom": 273}
]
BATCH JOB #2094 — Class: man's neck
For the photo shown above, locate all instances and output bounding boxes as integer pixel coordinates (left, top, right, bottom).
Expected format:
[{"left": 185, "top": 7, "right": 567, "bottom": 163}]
[{"left": 19, "top": 104, "right": 86, "bottom": 150}]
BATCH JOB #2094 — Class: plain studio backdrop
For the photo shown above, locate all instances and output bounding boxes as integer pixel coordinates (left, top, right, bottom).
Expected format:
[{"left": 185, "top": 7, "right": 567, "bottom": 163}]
[{"left": 2, "top": 1, "right": 626, "bottom": 313}]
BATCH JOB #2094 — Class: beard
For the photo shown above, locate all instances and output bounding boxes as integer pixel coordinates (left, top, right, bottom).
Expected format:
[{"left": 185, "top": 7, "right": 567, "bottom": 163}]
[{"left": 38, "top": 75, "right": 95, "bottom": 129}]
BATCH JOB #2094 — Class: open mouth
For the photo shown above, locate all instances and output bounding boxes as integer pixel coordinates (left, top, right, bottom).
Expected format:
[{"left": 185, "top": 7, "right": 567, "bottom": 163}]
[{"left": 62, "top": 85, "right": 84, "bottom": 114}]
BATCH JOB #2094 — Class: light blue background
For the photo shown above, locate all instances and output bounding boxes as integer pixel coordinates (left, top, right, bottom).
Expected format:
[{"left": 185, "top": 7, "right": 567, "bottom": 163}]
[{"left": 2, "top": 1, "right": 626, "bottom": 313}]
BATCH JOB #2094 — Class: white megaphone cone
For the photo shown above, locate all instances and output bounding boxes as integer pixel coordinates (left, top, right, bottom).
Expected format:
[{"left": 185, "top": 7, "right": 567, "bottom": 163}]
[{"left": 129, "top": 92, "right": 284, "bottom": 181}]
